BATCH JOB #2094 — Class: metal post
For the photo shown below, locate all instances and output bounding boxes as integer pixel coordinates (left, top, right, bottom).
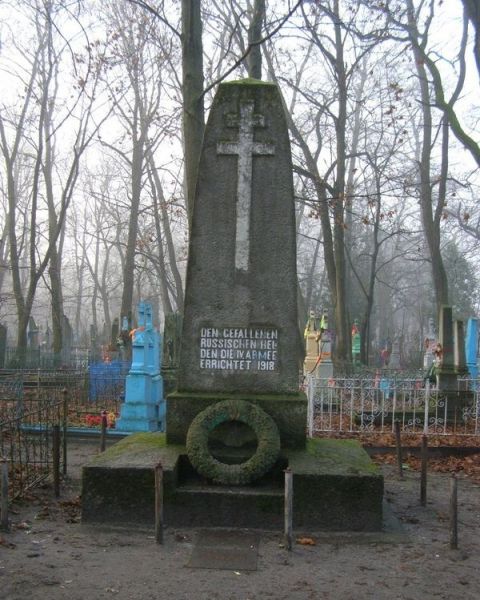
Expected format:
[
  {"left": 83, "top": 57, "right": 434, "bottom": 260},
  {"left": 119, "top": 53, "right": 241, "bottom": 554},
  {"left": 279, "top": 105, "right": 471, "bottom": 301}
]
[
  {"left": 395, "top": 420, "right": 403, "bottom": 479},
  {"left": 424, "top": 380, "right": 430, "bottom": 434},
  {"left": 284, "top": 468, "right": 293, "bottom": 551},
  {"left": 307, "top": 376, "right": 314, "bottom": 438},
  {"left": 62, "top": 387, "right": 68, "bottom": 475},
  {"left": 450, "top": 473, "right": 458, "bottom": 550},
  {"left": 155, "top": 463, "right": 164, "bottom": 544},
  {"left": 100, "top": 410, "right": 107, "bottom": 453},
  {"left": 52, "top": 425, "right": 60, "bottom": 498},
  {"left": 1, "top": 457, "right": 9, "bottom": 531},
  {"left": 420, "top": 434, "right": 428, "bottom": 506}
]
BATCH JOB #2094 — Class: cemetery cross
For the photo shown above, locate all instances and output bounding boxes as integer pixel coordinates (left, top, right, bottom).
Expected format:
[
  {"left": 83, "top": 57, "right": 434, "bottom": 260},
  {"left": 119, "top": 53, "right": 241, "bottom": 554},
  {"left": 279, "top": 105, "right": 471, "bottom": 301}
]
[{"left": 217, "top": 101, "right": 275, "bottom": 272}]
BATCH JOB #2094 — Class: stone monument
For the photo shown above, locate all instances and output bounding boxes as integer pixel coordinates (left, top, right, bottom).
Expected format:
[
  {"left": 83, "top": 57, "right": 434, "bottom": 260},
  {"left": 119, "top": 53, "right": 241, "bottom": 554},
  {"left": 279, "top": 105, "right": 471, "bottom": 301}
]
[
  {"left": 116, "top": 301, "right": 165, "bottom": 432},
  {"left": 434, "top": 306, "right": 472, "bottom": 419},
  {"left": 61, "top": 315, "right": 73, "bottom": 365},
  {"left": 161, "top": 311, "right": 183, "bottom": 396},
  {"left": 389, "top": 336, "right": 401, "bottom": 369},
  {"left": 0, "top": 324, "right": 6, "bottom": 369},
  {"left": 303, "top": 310, "right": 320, "bottom": 375},
  {"left": 465, "top": 317, "right": 478, "bottom": 379},
  {"left": 168, "top": 80, "right": 306, "bottom": 452},
  {"left": 27, "top": 317, "right": 39, "bottom": 348},
  {"left": 351, "top": 320, "right": 361, "bottom": 366},
  {"left": 423, "top": 317, "right": 437, "bottom": 369},
  {"left": 316, "top": 312, "right": 333, "bottom": 379},
  {"left": 82, "top": 80, "right": 382, "bottom": 531},
  {"left": 436, "top": 305, "right": 457, "bottom": 390}
]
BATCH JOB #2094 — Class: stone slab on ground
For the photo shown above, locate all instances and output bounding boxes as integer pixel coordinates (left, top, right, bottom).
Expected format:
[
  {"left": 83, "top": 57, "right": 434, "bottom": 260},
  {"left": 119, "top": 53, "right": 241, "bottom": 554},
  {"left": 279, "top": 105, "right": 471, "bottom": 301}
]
[
  {"left": 81, "top": 434, "right": 383, "bottom": 531},
  {"left": 187, "top": 529, "right": 259, "bottom": 570}
]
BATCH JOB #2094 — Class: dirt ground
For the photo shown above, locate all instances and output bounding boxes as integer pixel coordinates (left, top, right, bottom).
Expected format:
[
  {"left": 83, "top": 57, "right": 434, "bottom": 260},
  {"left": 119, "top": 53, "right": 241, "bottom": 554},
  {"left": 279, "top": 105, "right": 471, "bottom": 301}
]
[{"left": 1, "top": 439, "right": 480, "bottom": 600}]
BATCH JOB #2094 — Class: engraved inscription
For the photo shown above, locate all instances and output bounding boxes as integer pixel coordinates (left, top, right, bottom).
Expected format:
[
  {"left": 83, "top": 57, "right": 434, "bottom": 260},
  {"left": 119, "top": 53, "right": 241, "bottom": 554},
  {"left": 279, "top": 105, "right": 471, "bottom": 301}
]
[{"left": 199, "top": 326, "right": 279, "bottom": 372}]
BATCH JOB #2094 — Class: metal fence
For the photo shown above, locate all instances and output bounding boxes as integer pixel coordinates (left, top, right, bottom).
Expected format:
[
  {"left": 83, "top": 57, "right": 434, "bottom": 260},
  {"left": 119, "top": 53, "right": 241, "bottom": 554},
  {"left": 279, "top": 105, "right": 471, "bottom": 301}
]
[
  {"left": 3, "top": 347, "right": 91, "bottom": 370},
  {"left": 306, "top": 375, "right": 480, "bottom": 437},
  {"left": 0, "top": 368, "right": 126, "bottom": 429},
  {"left": 0, "top": 393, "right": 65, "bottom": 500},
  {"left": 0, "top": 364, "right": 129, "bottom": 502}
]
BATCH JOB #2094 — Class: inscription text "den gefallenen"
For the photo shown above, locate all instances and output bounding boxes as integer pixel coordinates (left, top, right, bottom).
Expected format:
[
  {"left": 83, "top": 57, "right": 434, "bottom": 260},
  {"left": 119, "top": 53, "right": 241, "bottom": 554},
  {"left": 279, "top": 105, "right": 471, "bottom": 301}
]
[{"left": 199, "top": 327, "right": 278, "bottom": 371}]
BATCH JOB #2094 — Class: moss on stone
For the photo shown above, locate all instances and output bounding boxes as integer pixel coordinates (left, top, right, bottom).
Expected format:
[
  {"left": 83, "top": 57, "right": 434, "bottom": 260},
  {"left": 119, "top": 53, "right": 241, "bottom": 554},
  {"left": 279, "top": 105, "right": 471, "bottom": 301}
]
[
  {"left": 286, "top": 438, "right": 381, "bottom": 477},
  {"left": 186, "top": 399, "right": 280, "bottom": 485},
  {"left": 88, "top": 432, "right": 183, "bottom": 468},
  {"left": 222, "top": 78, "right": 276, "bottom": 87}
]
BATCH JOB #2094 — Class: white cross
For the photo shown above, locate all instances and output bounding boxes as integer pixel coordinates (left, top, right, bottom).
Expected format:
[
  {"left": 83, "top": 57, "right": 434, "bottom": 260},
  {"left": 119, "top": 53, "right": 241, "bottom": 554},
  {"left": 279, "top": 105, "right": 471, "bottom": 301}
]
[{"left": 217, "top": 101, "right": 275, "bottom": 272}]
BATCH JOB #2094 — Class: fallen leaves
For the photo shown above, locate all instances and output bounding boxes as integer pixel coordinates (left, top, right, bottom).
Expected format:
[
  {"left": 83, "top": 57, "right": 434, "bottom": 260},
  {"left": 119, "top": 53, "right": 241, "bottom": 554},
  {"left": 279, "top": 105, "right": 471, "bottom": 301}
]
[
  {"left": 296, "top": 537, "right": 316, "bottom": 546},
  {"left": 0, "top": 535, "right": 16, "bottom": 549},
  {"left": 372, "top": 452, "right": 480, "bottom": 483}
]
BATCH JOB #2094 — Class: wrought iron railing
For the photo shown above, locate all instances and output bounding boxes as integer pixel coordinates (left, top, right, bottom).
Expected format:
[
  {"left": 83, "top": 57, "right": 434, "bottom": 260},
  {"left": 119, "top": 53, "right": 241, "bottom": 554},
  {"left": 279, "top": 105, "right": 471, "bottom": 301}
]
[
  {"left": 0, "top": 394, "right": 65, "bottom": 500},
  {"left": 306, "top": 375, "right": 480, "bottom": 437}
]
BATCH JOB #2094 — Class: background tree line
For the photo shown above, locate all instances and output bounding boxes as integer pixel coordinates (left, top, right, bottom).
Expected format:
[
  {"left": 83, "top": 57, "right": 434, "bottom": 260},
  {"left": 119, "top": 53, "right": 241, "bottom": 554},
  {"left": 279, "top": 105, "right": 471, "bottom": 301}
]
[{"left": 0, "top": 0, "right": 478, "bottom": 368}]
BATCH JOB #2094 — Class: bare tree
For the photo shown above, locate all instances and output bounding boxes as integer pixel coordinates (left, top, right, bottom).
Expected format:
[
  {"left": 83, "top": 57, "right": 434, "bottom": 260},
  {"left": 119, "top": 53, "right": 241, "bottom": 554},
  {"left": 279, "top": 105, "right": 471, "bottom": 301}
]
[{"left": 0, "top": 0, "right": 102, "bottom": 360}]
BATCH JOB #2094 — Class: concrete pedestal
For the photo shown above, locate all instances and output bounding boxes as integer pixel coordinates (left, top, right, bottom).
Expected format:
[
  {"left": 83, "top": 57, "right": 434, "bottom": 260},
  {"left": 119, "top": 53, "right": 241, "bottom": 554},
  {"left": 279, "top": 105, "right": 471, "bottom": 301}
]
[{"left": 82, "top": 434, "right": 383, "bottom": 531}]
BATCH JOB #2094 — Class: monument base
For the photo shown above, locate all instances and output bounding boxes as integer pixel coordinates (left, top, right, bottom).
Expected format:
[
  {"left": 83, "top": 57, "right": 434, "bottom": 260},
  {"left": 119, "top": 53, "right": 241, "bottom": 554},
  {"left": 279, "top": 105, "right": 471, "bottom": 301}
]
[
  {"left": 81, "top": 434, "right": 383, "bottom": 532},
  {"left": 166, "top": 391, "right": 308, "bottom": 449}
]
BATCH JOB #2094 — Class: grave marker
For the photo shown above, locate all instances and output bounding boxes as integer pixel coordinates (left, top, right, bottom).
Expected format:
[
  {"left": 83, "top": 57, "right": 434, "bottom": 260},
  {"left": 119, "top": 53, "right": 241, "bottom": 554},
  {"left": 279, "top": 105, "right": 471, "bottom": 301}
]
[
  {"left": 116, "top": 301, "right": 165, "bottom": 432},
  {"left": 169, "top": 80, "right": 305, "bottom": 448}
]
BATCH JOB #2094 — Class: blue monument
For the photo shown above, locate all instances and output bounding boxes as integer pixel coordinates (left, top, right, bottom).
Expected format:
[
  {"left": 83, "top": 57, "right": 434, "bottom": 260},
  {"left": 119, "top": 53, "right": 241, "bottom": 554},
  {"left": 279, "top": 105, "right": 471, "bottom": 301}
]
[
  {"left": 465, "top": 317, "right": 479, "bottom": 380},
  {"left": 116, "top": 301, "right": 165, "bottom": 432}
]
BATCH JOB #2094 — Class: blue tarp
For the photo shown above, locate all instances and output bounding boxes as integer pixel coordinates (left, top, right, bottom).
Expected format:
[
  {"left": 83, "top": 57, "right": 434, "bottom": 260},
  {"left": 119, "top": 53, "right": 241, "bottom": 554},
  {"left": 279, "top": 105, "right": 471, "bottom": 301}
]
[{"left": 88, "top": 361, "right": 130, "bottom": 402}]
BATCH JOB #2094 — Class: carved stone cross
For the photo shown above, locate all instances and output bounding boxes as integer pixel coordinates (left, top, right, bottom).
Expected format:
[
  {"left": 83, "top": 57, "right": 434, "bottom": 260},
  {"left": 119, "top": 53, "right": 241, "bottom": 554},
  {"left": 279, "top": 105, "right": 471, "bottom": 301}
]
[{"left": 217, "top": 101, "right": 275, "bottom": 272}]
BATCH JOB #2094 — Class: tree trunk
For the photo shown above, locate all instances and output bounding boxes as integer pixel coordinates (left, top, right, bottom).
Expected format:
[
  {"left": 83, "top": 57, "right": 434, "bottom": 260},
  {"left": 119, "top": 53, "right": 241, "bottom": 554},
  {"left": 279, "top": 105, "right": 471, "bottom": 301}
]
[
  {"left": 332, "top": 0, "right": 349, "bottom": 366},
  {"left": 462, "top": 0, "right": 480, "bottom": 76},
  {"left": 247, "top": 0, "right": 265, "bottom": 78},
  {"left": 408, "top": 0, "right": 449, "bottom": 314},
  {"left": 182, "top": 0, "right": 205, "bottom": 228}
]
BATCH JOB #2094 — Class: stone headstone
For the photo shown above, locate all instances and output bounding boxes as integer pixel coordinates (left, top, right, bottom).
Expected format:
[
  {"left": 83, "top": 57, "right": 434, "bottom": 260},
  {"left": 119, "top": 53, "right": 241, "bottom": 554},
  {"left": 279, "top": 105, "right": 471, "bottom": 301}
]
[
  {"left": 351, "top": 320, "right": 361, "bottom": 366},
  {"left": 161, "top": 312, "right": 183, "bottom": 397},
  {"left": 436, "top": 305, "right": 457, "bottom": 390},
  {"left": 303, "top": 311, "right": 320, "bottom": 375},
  {"left": 389, "top": 337, "right": 401, "bottom": 369},
  {"left": 0, "top": 324, "right": 6, "bottom": 368},
  {"left": 177, "top": 81, "right": 299, "bottom": 395},
  {"left": 169, "top": 80, "right": 306, "bottom": 450},
  {"left": 423, "top": 317, "right": 436, "bottom": 369},
  {"left": 110, "top": 318, "right": 119, "bottom": 351},
  {"left": 454, "top": 319, "right": 468, "bottom": 376},
  {"left": 62, "top": 315, "right": 73, "bottom": 364},
  {"left": 28, "top": 317, "right": 39, "bottom": 348},
  {"left": 116, "top": 301, "right": 165, "bottom": 432},
  {"left": 465, "top": 317, "right": 478, "bottom": 379}
]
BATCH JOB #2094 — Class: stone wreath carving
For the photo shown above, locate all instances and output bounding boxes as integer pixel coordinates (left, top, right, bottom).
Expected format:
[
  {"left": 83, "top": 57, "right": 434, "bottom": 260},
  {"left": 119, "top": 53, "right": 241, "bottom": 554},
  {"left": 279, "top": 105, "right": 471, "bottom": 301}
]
[{"left": 186, "top": 399, "right": 281, "bottom": 485}]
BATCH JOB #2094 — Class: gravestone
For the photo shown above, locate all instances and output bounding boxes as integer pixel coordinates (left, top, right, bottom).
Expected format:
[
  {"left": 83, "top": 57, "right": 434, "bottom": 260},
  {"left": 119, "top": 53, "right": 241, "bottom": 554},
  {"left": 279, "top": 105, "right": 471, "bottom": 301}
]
[
  {"left": 434, "top": 306, "right": 472, "bottom": 420},
  {"left": 110, "top": 318, "right": 119, "bottom": 351},
  {"left": 316, "top": 312, "right": 333, "bottom": 379},
  {"left": 169, "top": 79, "right": 306, "bottom": 449},
  {"left": 0, "top": 324, "right": 6, "bottom": 368},
  {"left": 454, "top": 320, "right": 468, "bottom": 376},
  {"left": 351, "top": 320, "right": 361, "bottom": 366},
  {"left": 303, "top": 310, "right": 320, "bottom": 375},
  {"left": 161, "top": 312, "right": 183, "bottom": 396},
  {"left": 389, "top": 337, "right": 401, "bottom": 369},
  {"left": 44, "top": 323, "right": 52, "bottom": 350},
  {"left": 423, "top": 317, "right": 437, "bottom": 369},
  {"left": 89, "top": 324, "right": 99, "bottom": 363},
  {"left": 62, "top": 315, "right": 73, "bottom": 365},
  {"left": 27, "top": 317, "right": 39, "bottom": 348},
  {"left": 82, "top": 80, "right": 383, "bottom": 532},
  {"left": 465, "top": 318, "right": 478, "bottom": 379},
  {"left": 116, "top": 301, "right": 165, "bottom": 432},
  {"left": 436, "top": 305, "right": 456, "bottom": 390}
]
